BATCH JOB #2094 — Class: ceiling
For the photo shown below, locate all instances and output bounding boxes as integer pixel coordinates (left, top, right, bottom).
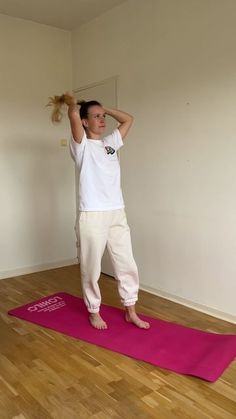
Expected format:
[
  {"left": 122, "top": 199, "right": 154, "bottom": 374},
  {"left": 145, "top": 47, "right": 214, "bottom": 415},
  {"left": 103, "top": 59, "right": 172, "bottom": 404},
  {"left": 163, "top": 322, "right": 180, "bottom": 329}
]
[{"left": 0, "top": 0, "right": 127, "bottom": 30}]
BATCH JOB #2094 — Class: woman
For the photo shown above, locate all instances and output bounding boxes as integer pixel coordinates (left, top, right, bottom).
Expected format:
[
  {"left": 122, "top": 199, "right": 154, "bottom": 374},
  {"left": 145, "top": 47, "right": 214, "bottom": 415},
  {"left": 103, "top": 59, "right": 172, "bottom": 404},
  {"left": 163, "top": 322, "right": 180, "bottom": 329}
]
[{"left": 48, "top": 93, "right": 150, "bottom": 330}]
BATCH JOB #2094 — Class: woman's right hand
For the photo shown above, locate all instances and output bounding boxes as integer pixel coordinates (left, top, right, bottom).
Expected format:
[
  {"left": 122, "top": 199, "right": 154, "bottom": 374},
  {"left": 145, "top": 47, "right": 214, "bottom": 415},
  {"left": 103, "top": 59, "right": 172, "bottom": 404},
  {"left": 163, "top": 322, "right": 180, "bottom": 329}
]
[{"left": 62, "top": 92, "right": 77, "bottom": 107}]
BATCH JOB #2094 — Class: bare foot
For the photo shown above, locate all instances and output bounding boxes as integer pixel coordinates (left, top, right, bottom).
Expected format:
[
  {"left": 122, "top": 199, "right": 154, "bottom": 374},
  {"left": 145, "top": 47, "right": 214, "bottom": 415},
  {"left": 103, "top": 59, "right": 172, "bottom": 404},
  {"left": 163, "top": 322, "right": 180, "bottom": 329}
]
[
  {"left": 89, "top": 313, "right": 107, "bottom": 330},
  {"left": 125, "top": 311, "right": 150, "bottom": 329}
]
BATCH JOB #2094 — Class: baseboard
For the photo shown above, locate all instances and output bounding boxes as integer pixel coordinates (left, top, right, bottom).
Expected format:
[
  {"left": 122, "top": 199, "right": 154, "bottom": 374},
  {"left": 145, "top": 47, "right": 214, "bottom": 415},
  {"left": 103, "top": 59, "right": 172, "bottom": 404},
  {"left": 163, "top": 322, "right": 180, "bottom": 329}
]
[
  {"left": 0, "top": 259, "right": 78, "bottom": 280},
  {"left": 2, "top": 265, "right": 235, "bottom": 324},
  {"left": 139, "top": 283, "right": 236, "bottom": 325}
]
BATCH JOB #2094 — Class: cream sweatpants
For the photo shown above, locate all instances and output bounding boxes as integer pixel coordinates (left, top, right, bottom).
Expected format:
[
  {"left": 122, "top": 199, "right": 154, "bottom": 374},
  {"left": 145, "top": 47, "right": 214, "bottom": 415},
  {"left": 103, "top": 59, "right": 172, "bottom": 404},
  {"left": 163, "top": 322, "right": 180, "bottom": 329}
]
[{"left": 75, "top": 208, "right": 139, "bottom": 313}]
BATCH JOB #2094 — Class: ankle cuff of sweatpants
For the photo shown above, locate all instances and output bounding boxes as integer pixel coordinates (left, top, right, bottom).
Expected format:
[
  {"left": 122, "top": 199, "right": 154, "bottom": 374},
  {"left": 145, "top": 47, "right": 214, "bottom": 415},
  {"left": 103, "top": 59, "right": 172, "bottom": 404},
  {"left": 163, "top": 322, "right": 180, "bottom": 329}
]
[
  {"left": 87, "top": 307, "right": 100, "bottom": 314},
  {"left": 123, "top": 298, "right": 138, "bottom": 307}
]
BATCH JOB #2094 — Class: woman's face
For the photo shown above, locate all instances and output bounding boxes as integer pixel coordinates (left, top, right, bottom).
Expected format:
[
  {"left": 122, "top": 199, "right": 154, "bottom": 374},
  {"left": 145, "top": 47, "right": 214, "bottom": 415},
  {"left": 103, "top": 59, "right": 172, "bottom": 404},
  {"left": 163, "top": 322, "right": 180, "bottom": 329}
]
[{"left": 83, "top": 105, "right": 106, "bottom": 137}]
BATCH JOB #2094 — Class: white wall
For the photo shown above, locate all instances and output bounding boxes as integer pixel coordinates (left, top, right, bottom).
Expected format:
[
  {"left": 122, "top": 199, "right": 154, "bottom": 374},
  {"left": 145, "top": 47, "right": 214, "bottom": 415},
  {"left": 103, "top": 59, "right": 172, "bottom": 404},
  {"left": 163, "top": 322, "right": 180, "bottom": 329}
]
[
  {"left": 0, "top": 14, "right": 76, "bottom": 278},
  {"left": 72, "top": 0, "right": 236, "bottom": 320}
]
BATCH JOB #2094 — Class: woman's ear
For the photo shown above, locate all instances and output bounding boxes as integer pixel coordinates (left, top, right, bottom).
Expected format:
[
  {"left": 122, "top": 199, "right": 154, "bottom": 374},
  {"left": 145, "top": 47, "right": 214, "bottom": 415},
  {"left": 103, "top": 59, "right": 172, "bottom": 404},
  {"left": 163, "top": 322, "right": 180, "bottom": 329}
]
[{"left": 82, "top": 118, "right": 89, "bottom": 128}]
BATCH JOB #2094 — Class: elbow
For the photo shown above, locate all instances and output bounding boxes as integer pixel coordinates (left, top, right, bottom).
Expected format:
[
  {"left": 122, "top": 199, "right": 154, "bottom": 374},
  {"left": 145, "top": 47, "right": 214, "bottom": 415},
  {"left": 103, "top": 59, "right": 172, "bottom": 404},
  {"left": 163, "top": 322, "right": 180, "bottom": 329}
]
[
  {"left": 129, "top": 115, "right": 134, "bottom": 125},
  {"left": 126, "top": 114, "right": 133, "bottom": 123}
]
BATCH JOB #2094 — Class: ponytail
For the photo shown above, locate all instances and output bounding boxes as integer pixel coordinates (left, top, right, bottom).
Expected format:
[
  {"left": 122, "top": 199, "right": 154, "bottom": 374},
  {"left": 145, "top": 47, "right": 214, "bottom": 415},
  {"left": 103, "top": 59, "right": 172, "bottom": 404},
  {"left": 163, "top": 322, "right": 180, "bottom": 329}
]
[
  {"left": 47, "top": 93, "right": 75, "bottom": 123},
  {"left": 47, "top": 94, "right": 102, "bottom": 123}
]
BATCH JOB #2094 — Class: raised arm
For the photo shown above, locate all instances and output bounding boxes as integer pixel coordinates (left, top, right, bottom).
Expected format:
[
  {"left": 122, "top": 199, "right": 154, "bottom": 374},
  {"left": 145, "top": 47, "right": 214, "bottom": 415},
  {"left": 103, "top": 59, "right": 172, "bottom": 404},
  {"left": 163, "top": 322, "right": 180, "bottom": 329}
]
[
  {"left": 66, "top": 95, "right": 84, "bottom": 144},
  {"left": 103, "top": 107, "right": 133, "bottom": 139},
  {"left": 47, "top": 93, "right": 84, "bottom": 144}
]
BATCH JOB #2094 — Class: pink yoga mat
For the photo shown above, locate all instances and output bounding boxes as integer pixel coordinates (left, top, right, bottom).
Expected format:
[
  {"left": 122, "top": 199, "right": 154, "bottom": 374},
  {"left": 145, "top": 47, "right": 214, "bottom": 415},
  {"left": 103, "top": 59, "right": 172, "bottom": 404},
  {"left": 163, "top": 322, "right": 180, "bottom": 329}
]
[{"left": 8, "top": 292, "right": 236, "bottom": 382}]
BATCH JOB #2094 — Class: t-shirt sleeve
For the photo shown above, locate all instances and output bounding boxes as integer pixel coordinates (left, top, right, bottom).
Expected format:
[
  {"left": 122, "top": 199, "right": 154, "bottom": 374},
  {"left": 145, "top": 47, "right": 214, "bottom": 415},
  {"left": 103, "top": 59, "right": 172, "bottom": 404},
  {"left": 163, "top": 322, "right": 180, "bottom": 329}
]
[
  {"left": 69, "top": 130, "right": 86, "bottom": 163},
  {"left": 103, "top": 128, "right": 123, "bottom": 151}
]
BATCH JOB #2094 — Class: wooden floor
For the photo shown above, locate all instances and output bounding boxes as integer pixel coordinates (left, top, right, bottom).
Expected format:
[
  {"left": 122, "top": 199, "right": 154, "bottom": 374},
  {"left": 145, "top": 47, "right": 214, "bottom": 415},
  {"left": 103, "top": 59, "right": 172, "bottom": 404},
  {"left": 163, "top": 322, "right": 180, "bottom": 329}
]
[{"left": 0, "top": 265, "right": 236, "bottom": 419}]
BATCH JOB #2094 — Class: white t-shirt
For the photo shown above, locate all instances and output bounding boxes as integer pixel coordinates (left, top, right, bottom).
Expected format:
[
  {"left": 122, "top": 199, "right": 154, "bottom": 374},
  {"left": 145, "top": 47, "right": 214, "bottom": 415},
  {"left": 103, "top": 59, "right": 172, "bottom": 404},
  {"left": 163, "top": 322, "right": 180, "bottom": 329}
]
[{"left": 70, "top": 128, "right": 125, "bottom": 211}]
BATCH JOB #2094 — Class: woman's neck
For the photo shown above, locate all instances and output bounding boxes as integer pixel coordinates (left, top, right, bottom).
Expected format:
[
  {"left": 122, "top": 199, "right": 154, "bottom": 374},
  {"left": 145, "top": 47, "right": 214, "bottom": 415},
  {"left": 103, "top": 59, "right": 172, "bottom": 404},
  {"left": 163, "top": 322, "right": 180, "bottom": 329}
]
[{"left": 86, "top": 129, "right": 101, "bottom": 140}]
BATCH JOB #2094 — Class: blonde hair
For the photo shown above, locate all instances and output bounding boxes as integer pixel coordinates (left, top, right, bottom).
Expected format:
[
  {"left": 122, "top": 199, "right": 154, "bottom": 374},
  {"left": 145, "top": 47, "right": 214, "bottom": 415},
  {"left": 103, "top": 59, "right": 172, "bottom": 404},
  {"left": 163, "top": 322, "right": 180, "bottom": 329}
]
[{"left": 47, "top": 93, "right": 75, "bottom": 123}]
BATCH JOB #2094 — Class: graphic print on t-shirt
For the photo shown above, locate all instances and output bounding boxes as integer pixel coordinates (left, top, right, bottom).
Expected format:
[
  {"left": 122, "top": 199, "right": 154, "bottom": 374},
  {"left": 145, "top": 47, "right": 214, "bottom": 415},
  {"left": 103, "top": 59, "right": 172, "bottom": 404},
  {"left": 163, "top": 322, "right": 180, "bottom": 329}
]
[{"left": 105, "top": 146, "right": 115, "bottom": 155}]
